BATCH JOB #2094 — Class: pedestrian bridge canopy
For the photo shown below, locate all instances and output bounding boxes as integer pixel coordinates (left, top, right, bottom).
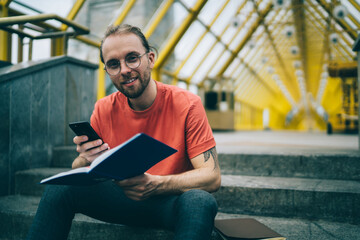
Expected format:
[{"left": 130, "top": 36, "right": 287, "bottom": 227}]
[{"left": 1, "top": 0, "right": 359, "bottom": 131}]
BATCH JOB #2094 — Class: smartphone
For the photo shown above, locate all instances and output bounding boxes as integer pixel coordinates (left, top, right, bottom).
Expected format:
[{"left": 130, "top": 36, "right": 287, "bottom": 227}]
[{"left": 69, "top": 121, "right": 102, "bottom": 143}]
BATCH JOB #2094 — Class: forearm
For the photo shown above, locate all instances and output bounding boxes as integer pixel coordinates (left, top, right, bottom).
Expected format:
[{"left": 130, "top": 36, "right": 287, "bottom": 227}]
[
  {"left": 159, "top": 167, "right": 221, "bottom": 194},
  {"left": 117, "top": 167, "right": 221, "bottom": 201},
  {"left": 157, "top": 147, "right": 221, "bottom": 194}
]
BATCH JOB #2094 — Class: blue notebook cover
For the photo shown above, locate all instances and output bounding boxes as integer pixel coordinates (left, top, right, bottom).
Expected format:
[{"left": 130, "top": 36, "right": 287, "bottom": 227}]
[{"left": 40, "top": 133, "right": 177, "bottom": 185}]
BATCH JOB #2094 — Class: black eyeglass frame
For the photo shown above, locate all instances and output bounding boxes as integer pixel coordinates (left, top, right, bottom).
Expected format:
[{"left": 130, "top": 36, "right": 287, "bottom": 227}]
[{"left": 104, "top": 52, "right": 148, "bottom": 76}]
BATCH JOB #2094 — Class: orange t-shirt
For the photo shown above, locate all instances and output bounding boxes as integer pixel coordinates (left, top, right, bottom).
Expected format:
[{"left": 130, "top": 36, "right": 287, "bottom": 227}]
[{"left": 90, "top": 81, "right": 216, "bottom": 176}]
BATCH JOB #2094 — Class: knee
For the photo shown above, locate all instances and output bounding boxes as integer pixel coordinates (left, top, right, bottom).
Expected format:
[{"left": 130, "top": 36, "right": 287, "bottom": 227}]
[
  {"left": 178, "top": 189, "right": 218, "bottom": 215},
  {"left": 43, "top": 184, "right": 69, "bottom": 195}
]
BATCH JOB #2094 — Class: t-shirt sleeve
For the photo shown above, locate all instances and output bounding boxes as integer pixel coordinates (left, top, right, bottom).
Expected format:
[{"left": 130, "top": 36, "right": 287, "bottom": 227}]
[{"left": 185, "top": 96, "right": 216, "bottom": 159}]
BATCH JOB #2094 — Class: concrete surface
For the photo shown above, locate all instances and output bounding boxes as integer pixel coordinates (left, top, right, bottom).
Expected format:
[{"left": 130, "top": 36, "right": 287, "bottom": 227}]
[
  {"left": 1, "top": 195, "right": 360, "bottom": 240},
  {"left": 2, "top": 130, "right": 360, "bottom": 240},
  {"left": 213, "top": 130, "right": 359, "bottom": 155}
]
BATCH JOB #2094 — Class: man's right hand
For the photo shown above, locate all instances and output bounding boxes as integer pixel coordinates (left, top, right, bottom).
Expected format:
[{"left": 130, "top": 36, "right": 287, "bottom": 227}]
[{"left": 72, "top": 136, "right": 109, "bottom": 169}]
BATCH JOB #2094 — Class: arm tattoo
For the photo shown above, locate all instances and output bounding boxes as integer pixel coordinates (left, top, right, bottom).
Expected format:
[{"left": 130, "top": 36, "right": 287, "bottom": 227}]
[{"left": 203, "top": 147, "right": 219, "bottom": 171}]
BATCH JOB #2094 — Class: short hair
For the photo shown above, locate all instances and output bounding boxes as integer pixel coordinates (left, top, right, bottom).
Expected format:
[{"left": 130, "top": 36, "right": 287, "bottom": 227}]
[{"left": 100, "top": 24, "right": 155, "bottom": 63}]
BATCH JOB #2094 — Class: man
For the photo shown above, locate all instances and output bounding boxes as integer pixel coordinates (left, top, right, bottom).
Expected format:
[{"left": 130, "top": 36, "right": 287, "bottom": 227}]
[{"left": 27, "top": 24, "right": 221, "bottom": 240}]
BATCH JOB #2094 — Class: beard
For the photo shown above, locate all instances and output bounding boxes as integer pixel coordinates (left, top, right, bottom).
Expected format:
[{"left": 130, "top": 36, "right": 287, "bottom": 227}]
[{"left": 115, "top": 67, "right": 151, "bottom": 99}]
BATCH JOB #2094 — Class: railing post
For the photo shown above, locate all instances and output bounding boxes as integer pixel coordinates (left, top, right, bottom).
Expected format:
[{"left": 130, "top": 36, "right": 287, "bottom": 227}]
[
  {"left": 97, "top": 61, "right": 106, "bottom": 100},
  {"left": 51, "top": 37, "right": 65, "bottom": 56},
  {"left": 28, "top": 38, "right": 33, "bottom": 61},
  {"left": 0, "top": 1, "right": 11, "bottom": 62},
  {"left": 17, "top": 24, "right": 24, "bottom": 63},
  {"left": 352, "top": 35, "right": 360, "bottom": 150}
]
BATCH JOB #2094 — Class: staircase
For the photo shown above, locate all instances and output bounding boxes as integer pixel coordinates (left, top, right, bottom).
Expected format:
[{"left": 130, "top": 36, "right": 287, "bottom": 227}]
[{"left": 1, "top": 133, "right": 360, "bottom": 240}]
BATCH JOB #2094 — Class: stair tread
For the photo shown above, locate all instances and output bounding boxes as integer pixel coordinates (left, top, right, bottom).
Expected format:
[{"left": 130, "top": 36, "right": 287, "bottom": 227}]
[
  {"left": 15, "top": 169, "right": 360, "bottom": 223},
  {"left": 213, "top": 131, "right": 359, "bottom": 156},
  {"left": 50, "top": 144, "right": 360, "bottom": 180},
  {"left": 217, "top": 146, "right": 360, "bottom": 156},
  {"left": 53, "top": 145, "right": 76, "bottom": 150},
  {"left": 1, "top": 195, "right": 359, "bottom": 240},
  {"left": 18, "top": 168, "right": 360, "bottom": 194},
  {"left": 221, "top": 175, "right": 360, "bottom": 193},
  {"left": 17, "top": 167, "right": 70, "bottom": 175}
]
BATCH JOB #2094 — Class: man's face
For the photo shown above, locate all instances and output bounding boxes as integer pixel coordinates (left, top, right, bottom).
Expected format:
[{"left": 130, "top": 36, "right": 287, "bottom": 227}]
[{"left": 102, "top": 33, "right": 155, "bottom": 99}]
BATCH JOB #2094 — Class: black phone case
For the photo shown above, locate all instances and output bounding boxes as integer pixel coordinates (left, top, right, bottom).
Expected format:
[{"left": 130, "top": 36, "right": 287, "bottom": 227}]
[{"left": 69, "top": 121, "right": 102, "bottom": 142}]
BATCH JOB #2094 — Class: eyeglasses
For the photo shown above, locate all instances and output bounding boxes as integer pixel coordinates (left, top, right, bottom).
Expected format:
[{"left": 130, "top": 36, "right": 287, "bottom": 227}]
[{"left": 104, "top": 52, "right": 148, "bottom": 76}]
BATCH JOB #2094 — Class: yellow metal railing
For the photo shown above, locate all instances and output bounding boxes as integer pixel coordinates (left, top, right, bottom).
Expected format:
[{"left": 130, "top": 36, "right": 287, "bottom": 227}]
[
  {"left": 0, "top": 7, "right": 92, "bottom": 61},
  {"left": 0, "top": 0, "right": 11, "bottom": 61},
  {"left": 0, "top": 13, "right": 90, "bottom": 56},
  {"left": 0, "top": 0, "right": 102, "bottom": 98}
]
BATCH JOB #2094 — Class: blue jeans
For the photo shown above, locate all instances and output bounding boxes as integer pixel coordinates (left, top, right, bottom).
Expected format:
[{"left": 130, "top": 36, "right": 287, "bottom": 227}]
[{"left": 26, "top": 181, "right": 218, "bottom": 240}]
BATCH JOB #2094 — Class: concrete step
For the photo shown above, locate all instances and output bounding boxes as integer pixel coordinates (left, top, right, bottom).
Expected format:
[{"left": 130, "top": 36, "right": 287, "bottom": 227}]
[
  {"left": 215, "top": 175, "right": 360, "bottom": 224},
  {"left": 52, "top": 146, "right": 77, "bottom": 168},
  {"left": 0, "top": 195, "right": 180, "bottom": 240},
  {"left": 218, "top": 152, "right": 360, "bottom": 180},
  {"left": 51, "top": 146, "right": 360, "bottom": 180},
  {"left": 15, "top": 168, "right": 360, "bottom": 223},
  {"left": 15, "top": 168, "right": 69, "bottom": 196},
  {"left": 1, "top": 195, "right": 360, "bottom": 240}
]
